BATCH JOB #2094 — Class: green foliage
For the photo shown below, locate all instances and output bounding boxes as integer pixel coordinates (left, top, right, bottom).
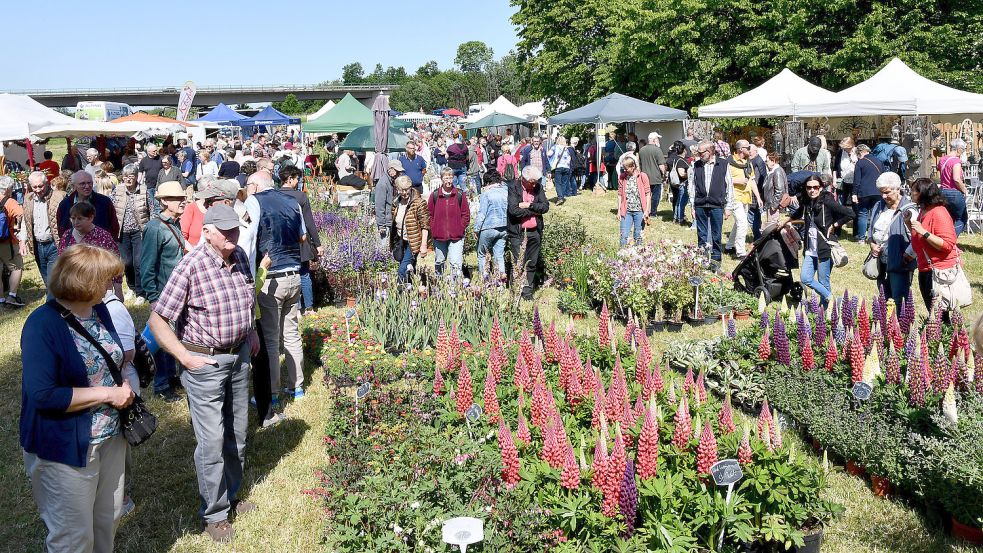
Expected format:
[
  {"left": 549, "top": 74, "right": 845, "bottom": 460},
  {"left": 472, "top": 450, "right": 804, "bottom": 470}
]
[
  {"left": 513, "top": 0, "right": 983, "bottom": 114},
  {"left": 455, "top": 41, "right": 495, "bottom": 73},
  {"left": 540, "top": 212, "right": 590, "bottom": 282},
  {"left": 273, "top": 93, "right": 305, "bottom": 115},
  {"left": 558, "top": 288, "right": 591, "bottom": 315}
]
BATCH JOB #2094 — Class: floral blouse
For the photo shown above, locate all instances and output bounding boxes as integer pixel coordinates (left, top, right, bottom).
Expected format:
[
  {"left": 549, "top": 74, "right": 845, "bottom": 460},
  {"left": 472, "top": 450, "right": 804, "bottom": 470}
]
[
  {"left": 58, "top": 226, "right": 123, "bottom": 284},
  {"left": 67, "top": 314, "right": 123, "bottom": 443},
  {"left": 625, "top": 175, "right": 642, "bottom": 212}
]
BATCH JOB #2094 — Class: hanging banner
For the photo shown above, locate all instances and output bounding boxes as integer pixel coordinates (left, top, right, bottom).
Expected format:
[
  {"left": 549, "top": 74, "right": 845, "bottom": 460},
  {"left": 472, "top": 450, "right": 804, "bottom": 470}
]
[{"left": 175, "top": 81, "right": 197, "bottom": 122}]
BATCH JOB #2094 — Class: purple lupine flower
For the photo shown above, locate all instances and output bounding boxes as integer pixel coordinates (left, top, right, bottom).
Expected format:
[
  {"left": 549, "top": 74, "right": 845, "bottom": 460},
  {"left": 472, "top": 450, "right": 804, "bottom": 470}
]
[
  {"left": 532, "top": 305, "right": 544, "bottom": 342},
  {"left": 901, "top": 290, "right": 916, "bottom": 335},
  {"left": 619, "top": 460, "right": 639, "bottom": 537},
  {"left": 760, "top": 310, "right": 770, "bottom": 332},
  {"left": 815, "top": 305, "right": 828, "bottom": 348},
  {"left": 795, "top": 309, "right": 809, "bottom": 349},
  {"left": 774, "top": 316, "right": 791, "bottom": 365},
  {"left": 727, "top": 317, "right": 737, "bottom": 338}
]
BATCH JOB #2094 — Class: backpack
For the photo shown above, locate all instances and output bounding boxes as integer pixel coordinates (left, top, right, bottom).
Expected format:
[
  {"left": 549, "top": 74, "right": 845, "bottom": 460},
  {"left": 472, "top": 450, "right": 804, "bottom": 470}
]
[
  {"left": 0, "top": 202, "right": 9, "bottom": 241},
  {"left": 428, "top": 189, "right": 464, "bottom": 212},
  {"left": 502, "top": 160, "right": 516, "bottom": 182}
]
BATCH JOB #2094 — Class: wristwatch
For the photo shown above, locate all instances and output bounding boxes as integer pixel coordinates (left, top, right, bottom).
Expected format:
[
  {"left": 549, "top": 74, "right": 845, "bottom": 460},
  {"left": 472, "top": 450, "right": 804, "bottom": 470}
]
[{"left": 922, "top": 231, "right": 931, "bottom": 239}]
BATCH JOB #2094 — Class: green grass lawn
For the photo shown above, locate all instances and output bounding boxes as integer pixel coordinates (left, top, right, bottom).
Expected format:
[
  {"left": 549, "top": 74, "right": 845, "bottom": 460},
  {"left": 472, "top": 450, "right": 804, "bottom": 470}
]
[{"left": 0, "top": 185, "right": 980, "bottom": 551}]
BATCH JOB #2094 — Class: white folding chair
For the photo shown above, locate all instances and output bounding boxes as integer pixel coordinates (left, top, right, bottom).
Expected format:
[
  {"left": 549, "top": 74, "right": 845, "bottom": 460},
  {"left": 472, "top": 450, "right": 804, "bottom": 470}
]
[{"left": 966, "top": 178, "right": 983, "bottom": 234}]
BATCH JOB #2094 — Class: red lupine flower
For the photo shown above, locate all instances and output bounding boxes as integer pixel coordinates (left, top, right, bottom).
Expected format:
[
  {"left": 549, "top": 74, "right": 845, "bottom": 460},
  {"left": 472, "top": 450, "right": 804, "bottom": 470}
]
[
  {"left": 490, "top": 316, "right": 504, "bottom": 351},
  {"left": 603, "top": 430, "right": 627, "bottom": 517},
  {"left": 696, "top": 422, "right": 718, "bottom": 475},
  {"left": 499, "top": 420, "right": 521, "bottom": 488},
  {"left": 448, "top": 324, "right": 462, "bottom": 372},
  {"left": 531, "top": 376, "right": 550, "bottom": 428},
  {"left": 637, "top": 401, "right": 659, "bottom": 480},
  {"left": 517, "top": 410, "right": 531, "bottom": 445},
  {"left": 888, "top": 312, "right": 904, "bottom": 350},
  {"left": 769, "top": 408, "right": 783, "bottom": 449},
  {"left": 435, "top": 319, "right": 449, "bottom": 372},
  {"left": 605, "top": 381, "right": 623, "bottom": 425},
  {"left": 696, "top": 370, "right": 708, "bottom": 405},
  {"left": 759, "top": 328, "right": 772, "bottom": 361},
  {"left": 566, "top": 358, "right": 584, "bottom": 405},
  {"left": 599, "top": 301, "right": 611, "bottom": 348},
  {"left": 757, "top": 398, "right": 772, "bottom": 440},
  {"left": 519, "top": 330, "right": 535, "bottom": 371},
  {"left": 672, "top": 395, "right": 692, "bottom": 450},
  {"left": 514, "top": 353, "right": 531, "bottom": 392},
  {"left": 433, "top": 364, "right": 445, "bottom": 396},
  {"left": 529, "top": 350, "right": 545, "bottom": 386},
  {"left": 613, "top": 356, "right": 629, "bottom": 409},
  {"left": 857, "top": 301, "right": 870, "bottom": 350},
  {"left": 456, "top": 360, "right": 473, "bottom": 416},
  {"left": 934, "top": 343, "right": 952, "bottom": 393},
  {"left": 541, "top": 418, "right": 560, "bottom": 467},
  {"left": 591, "top": 384, "right": 605, "bottom": 430},
  {"left": 718, "top": 394, "right": 736, "bottom": 434},
  {"left": 738, "top": 425, "right": 753, "bottom": 466},
  {"left": 591, "top": 432, "right": 608, "bottom": 491},
  {"left": 581, "top": 357, "right": 597, "bottom": 397},
  {"left": 483, "top": 370, "right": 500, "bottom": 423},
  {"left": 560, "top": 444, "right": 580, "bottom": 490},
  {"left": 487, "top": 345, "right": 504, "bottom": 384},
  {"left": 635, "top": 349, "right": 648, "bottom": 392},
  {"left": 824, "top": 337, "right": 838, "bottom": 373},
  {"left": 650, "top": 361, "right": 665, "bottom": 395},
  {"left": 801, "top": 334, "right": 815, "bottom": 371},
  {"left": 926, "top": 304, "right": 942, "bottom": 343},
  {"left": 849, "top": 333, "right": 865, "bottom": 384},
  {"left": 624, "top": 318, "right": 637, "bottom": 349},
  {"left": 683, "top": 366, "right": 695, "bottom": 395}
]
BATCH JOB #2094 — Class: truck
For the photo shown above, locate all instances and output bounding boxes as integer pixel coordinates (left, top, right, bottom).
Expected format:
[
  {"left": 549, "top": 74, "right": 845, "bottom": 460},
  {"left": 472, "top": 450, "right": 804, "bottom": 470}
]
[{"left": 75, "top": 101, "right": 133, "bottom": 122}]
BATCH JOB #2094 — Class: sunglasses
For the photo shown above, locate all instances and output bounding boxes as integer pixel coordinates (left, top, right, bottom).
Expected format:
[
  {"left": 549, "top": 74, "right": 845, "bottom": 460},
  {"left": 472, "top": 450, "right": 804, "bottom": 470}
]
[{"left": 805, "top": 185, "right": 821, "bottom": 190}]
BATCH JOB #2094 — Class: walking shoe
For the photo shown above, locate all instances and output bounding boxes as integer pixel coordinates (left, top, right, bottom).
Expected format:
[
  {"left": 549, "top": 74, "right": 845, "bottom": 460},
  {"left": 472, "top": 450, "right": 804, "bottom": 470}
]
[
  {"left": 5, "top": 294, "right": 25, "bottom": 307},
  {"left": 283, "top": 387, "right": 306, "bottom": 400},
  {"left": 155, "top": 389, "right": 182, "bottom": 403},
  {"left": 121, "top": 496, "right": 135, "bottom": 517},
  {"left": 203, "top": 520, "right": 234, "bottom": 543},
  {"left": 261, "top": 412, "right": 287, "bottom": 429}
]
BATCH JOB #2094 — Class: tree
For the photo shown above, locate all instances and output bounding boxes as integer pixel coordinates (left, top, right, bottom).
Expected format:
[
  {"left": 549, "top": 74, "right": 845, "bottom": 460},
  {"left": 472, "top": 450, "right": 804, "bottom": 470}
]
[
  {"left": 274, "top": 93, "right": 305, "bottom": 115},
  {"left": 417, "top": 60, "right": 440, "bottom": 78},
  {"left": 342, "top": 62, "right": 365, "bottom": 85},
  {"left": 455, "top": 41, "right": 495, "bottom": 73}
]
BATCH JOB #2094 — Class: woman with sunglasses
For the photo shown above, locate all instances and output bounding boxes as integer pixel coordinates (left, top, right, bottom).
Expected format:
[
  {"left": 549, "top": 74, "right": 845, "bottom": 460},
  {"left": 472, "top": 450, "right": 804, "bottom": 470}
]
[{"left": 786, "top": 174, "right": 853, "bottom": 307}]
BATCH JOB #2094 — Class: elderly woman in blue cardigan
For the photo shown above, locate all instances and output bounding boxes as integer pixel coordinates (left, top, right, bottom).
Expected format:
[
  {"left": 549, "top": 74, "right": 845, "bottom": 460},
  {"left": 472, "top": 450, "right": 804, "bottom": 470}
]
[
  {"left": 866, "top": 172, "right": 918, "bottom": 310},
  {"left": 21, "top": 244, "right": 134, "bottom": 553}
]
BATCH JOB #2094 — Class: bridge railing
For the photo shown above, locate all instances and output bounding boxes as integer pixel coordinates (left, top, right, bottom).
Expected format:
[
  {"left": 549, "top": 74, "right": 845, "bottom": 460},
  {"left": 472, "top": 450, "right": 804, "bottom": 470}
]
[{"left": 3, "top": 84, "right": 398, "bottom": 96}]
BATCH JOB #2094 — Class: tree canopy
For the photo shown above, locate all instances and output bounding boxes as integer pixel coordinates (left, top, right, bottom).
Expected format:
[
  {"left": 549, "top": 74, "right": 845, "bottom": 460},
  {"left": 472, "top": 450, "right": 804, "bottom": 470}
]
[{"left": 512, "top": 0, "right": 983, "bottom": 115}]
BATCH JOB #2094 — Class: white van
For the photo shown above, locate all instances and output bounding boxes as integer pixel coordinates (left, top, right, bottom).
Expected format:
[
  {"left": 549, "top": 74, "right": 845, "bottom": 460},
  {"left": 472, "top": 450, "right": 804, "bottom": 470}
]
[{"left": 75, "top": 101, "right": 133, "bottom": 121}]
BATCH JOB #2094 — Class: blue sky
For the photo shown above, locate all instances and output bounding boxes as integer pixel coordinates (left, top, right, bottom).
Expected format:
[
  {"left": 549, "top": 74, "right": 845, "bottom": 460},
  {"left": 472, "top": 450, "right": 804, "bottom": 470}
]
[{"left": 9, "top": 1, "right": 519, "bottom": 90}]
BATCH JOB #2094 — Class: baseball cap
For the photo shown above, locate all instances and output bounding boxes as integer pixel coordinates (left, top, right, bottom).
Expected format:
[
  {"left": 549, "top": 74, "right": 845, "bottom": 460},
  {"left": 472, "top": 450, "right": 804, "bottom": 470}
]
[
  {"left": 203, "top": 204, "right": 240, "bottom": 231},
  {"left": 388, "top": 159, "right": 404, "bottom": 172}
]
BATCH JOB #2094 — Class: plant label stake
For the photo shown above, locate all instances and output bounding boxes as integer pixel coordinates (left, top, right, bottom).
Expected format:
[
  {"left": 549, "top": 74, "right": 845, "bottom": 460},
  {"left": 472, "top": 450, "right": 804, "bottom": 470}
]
[
  {"left": 852, "top": 382, "right": 873, "bottom": 402},
  {"left": 355, "top": 382, "right": 370, "bottom": 438},
  {"left": 442, "top": 517, "right": 483, "bottom": 553},
  {"left": 344, "top": 307, "right": 357, "bottom": 344},
  {"left": 710, "top": 459, "right": 743, "bottom": 552},
  {"left": 689, "top": 276, "right": 704, "bottom": 318},
  {"left": 465, "top": 403, "right": 482, "bottom": 440}
]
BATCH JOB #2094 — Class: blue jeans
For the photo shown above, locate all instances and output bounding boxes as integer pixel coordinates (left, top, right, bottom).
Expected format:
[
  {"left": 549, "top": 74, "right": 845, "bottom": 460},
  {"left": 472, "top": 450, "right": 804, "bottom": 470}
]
[
  {"left": 800, "top": 254, "right": 833, "bottom": 306},
  {"left": 877, "top": 260, "right": 912, "bottom": 312},
  {"left": 477, "top": 227, "right": 507, "bottom": 276},
  {"left": 674, "top": 186, "right": 689, "bottom": 222},
  {"left": 853, "top": 195, "right": 879, "bottom": 239},
  {"left": 469, "top": 173, "right": 481, "bottom": 194},
  {"left": 119, "top": 230, "right": 143, "bottom": 297},
  {"left": 397, "top": 240, "right": 414, "bottom": 282},
  {"left": 434, "top": 239, "right": 464, "bottom": 276},
  {"left": 650, "top": 181, "right": 663, "bottom": 217},
  {"left": 33, "top": 239, "right": 58, "bottom": 288},
  {"left": 299, "top": 261, "right": 314, "bottom": 310},
  {"left": 749, "top": 207, "right": 762, "bottom": 241},
  {"left": 619, "top": 211, "right": 644, "bottom": 247},
  {"left": 554, "top": 167, "right": 572, "bottom": 200},
  {"left": 695, "top": 207, "right": 724, "bottom": 261},
  {"left": 154, "top": 349, "right": 177, "bottom": 393},
  {"left": 453, "top": 169, "right": 467, "bottom": 190},
  {"left": 146, "top": 187, "right": 160, "bottom": 217},
  {"left": 941, "top": 188, "right": 967, "bottom": 236}
]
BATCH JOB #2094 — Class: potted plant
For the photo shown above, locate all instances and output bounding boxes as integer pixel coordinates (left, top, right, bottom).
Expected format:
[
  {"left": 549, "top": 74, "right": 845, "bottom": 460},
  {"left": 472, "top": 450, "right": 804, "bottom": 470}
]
[
  {"left": 648, "top": 305, "right": 666, "bottom": 334},
  {"left": 557, "top": 288, "right": 590, "bottom": 320}
]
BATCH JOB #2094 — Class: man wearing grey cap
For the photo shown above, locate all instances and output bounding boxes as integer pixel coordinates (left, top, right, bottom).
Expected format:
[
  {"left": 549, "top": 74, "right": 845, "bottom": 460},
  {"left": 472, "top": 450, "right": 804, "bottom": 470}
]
[
  {"left": 375, "top": 159, "right": 403, "bottom": 238},
  {"left": 148, "top": 203, "right": 259, "bottom": 543}
]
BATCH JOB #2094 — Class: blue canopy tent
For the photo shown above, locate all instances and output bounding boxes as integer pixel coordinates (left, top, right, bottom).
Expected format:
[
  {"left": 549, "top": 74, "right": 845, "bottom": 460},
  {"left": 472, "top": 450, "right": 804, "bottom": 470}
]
[
  {"left": 235, "top": 105, "right": 301, "bottom": 134},
  {"left": 193, "top": 103, "right": 247, "bottom": 125}
]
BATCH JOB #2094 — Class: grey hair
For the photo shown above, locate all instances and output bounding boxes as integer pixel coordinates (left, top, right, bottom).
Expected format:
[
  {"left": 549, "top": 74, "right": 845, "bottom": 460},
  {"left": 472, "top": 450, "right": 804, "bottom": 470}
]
[
  {"left": 440, "top": 166, "right": 455, "bottom": 177},
  {"left": 70, "top": 171, "right": 93, "bottom": 185},
  {"left": 28, "top": 171, "right": 47, "bottom": 185},
  {"left": 0, "top": 175, "right": 16, "bottom": 192},
  {"left": 86, "top": 148, "right": 99, "bottom": 157},
  {"left": 176, "top": 149, "right": 187, "bottom": 159},
  {"left": 521, "top": 165, "right": 543, "bottom": 181},
  {"left": 122, "top": 163, "right": 140, "bottom": 176},
  {"left": 198, "top": 174, "right": 218, "bottom": 190},
  {"left": 875, "top": 171, "right": 902, "bottom": 191},
  {"left": 951, "top": 138, "right": 967, "bottom": 151},
  {"left": 626, "top": 142, "right": 637, "bottom": 151},
  {"left": 697, "top": 139, "right": 715, "bottom": 153},
  {"left": 735, "top": 139, "right": 750, "bottom": 150},
  {"left": 647, "top": 132, "right": 661, "bottom": 143}
]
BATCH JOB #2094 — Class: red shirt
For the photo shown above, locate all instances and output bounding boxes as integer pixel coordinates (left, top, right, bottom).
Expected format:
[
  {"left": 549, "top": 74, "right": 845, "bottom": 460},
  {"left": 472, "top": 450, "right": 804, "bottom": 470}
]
[
  {"left": 911, "top": 205, "right": 959, "bottom": 272},
  {"left": 37, "top": 160, "right": 60, "bottom": 181},
  {"left": 426, "top": 188, "right": 470, "bottom": 241},
  {"left": 521, "top": 186, "right": 537, "bottom": 229}
]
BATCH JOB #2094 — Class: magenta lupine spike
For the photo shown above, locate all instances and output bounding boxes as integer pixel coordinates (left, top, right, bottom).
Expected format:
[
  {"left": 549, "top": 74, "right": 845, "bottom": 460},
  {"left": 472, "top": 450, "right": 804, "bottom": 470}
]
[
  {"left": 796, "top": 309, "right": 809, "bottom": 349},
  {"left": 619, "top": 460, "right": 639, "bottom": 537},
  {"left": 842, "top": 290, "right": 853, "bottom": 329},
  {"left": 683, "top": 366, "right": 695, "bottom": 394},
  {"left": 934, "top": 345, "right": 952, "bottom": 393},
  {"left": 815, "top": 305, "right": 828, "bottom": 348},
  {"left": 760, "top": 310, "right": 770, "bottom": 332},
  {"left": 532, "top": 305, "right": 543, "bottom": 343},
  {"left": 830, "top": 299, "right": 840, "bottom": 334},
  {"left": 886, "top": 344, "right": 901, "bottom": 385},
  {"left": 773, "top": 316, "right": 791, "bottom": 365},
  {"left": 908, "top": 358, "right": 927, "bottom": 407},
  {"left": 926, "top": 305, "right": 942, "bottom": 343},
  {"left": 696, "top": 370, "right": 708, "bottom": 404},
  {"left": 901, "top": 290, "right": 916, "bottom": 335}
]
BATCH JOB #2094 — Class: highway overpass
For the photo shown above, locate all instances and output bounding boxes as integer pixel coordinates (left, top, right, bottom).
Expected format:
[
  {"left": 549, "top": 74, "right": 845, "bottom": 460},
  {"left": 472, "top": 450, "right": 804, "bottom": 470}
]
[{"left": 4, "top": 84, "right": 398, "bottom": 109}]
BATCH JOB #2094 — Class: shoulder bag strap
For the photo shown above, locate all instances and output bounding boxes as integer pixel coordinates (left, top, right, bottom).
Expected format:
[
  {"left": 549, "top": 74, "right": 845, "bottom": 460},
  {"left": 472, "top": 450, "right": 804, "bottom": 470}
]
[
  {"left": 158, "top": 215, "right": 189, "bottom": 254},
  {"left": 54, "top": 303, "right": 124, "bottom": 387}
]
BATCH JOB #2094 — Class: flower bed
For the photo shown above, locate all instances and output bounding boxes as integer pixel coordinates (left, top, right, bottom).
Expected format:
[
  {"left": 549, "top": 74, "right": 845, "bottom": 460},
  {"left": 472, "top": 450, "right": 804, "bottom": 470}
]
[
  {"left": 313, "top": 206, "right": 394, "bottom": 304},
  {"left": 666, "top": 291, "right": 983, "bottom": 535},
  {"left": 309, "top": 309, "right": 841, "bottom": 551}
]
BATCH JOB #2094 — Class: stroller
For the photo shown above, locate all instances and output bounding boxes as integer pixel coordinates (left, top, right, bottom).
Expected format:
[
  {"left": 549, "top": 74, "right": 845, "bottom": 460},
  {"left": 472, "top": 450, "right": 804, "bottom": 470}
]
[{"left": 732, "top": 220, "right": 804, "bottom": 305}]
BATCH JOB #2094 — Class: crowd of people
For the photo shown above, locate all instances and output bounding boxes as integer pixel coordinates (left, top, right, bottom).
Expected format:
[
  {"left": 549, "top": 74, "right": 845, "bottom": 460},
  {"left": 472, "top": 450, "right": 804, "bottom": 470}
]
[{"left": 10, "top": 116, "right": 976, "bottom": 552}]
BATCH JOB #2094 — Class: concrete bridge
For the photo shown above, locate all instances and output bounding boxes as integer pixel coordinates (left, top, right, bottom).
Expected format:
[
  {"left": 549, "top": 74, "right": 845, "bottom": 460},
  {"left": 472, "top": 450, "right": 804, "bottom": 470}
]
[{"left": 4, "top": 84, "right": 397, "bottom": 109}]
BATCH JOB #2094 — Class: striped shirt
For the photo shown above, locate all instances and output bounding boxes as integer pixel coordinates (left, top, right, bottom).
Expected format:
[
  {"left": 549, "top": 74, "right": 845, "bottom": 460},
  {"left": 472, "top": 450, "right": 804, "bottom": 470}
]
[{"left": 154, "top": 242, "right": 255, "bottom": 349}]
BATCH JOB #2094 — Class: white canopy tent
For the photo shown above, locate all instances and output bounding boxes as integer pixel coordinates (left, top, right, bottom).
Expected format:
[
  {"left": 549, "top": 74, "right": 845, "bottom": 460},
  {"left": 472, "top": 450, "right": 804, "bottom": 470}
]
[
  {"left": 0, "top": 94, "right": 78, "bottom": 141},
  {"left": 793, "top": 58, "right": 983, "bottom": 116},
  {"left": 464, "top": 96, "right": 529, "bottom": 123},
  {"left": 308, "top": 100, "right": 335, "bottom": 119},
  {"left": 33, "top": 120, "right": 184, "bottom": 139},
  {"left": 396, "top": 111, "right": 441, "bottom": 122},
  {"left": 698, "top": 69, "right": 839, "bottom": 118}
]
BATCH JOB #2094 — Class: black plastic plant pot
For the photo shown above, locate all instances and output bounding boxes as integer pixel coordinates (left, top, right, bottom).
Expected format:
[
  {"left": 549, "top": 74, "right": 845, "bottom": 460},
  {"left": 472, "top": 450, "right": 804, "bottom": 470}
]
[
  {"left": 647, "top": 321, "right": 665, "bottom": 335},
  {"left": 792, "top": 526, "right": 824, "bottom": 553},
  {"left": 666, "top": 321, "right": 684, "bottom": 332}
]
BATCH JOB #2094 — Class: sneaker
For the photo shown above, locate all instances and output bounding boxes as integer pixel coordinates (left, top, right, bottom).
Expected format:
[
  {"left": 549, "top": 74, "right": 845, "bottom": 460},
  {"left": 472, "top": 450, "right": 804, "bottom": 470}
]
[
  {"left": 5, "top": 294, "right": 24, "bottom": 307},
  {"left": 121, "top": 496, "right": 135, "bottom": 517},
  {"left": 203, "top": 520, "right": 234, "bottom": 543},
  {"left": 283, "top": 387, "right": 305, "bottom": 400},
  {"left": 132, "top": 296, "right": 146, "bottom": 306},
  {"left": 155, "top": 389, "right": 182, "bottom": 403},
  {"left": 261, "top": 412, "right": 287, "bottom": 428}
]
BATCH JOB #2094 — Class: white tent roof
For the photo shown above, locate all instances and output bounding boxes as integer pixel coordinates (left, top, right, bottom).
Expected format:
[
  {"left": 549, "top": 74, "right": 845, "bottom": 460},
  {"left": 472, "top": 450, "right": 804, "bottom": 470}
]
[
  {"left": 518, "top": 101, "right": 545, "bottom": 118},
  {"left": 698, "top": 69, "right": 839, "bottom": 118},
  {"left": 397, "top": 111, "right": 440, "bottom": 122},
  {"left": 33, "top": 120, "right": 184, "bottom": 139},
  {"left": 308, "top": 100, "right": 335, "bottom": 119},
  {"left": 793, "top": 58, "right": 983, "bottom": 116},
  {"left": 464, "top": 96, "right": 528, "bottom": 123},
  {"left": 0, "top": 94, "right": 78, "bottom": 141}
]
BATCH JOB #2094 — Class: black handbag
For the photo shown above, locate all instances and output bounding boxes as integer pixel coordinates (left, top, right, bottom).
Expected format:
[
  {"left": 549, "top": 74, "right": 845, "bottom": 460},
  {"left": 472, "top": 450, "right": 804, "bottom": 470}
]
[
  {"left": 55, "top": 303, "right": 158, "bottom": 446},
  {"left": 106, "top": 297, "right": 157, "bottom": 389}
]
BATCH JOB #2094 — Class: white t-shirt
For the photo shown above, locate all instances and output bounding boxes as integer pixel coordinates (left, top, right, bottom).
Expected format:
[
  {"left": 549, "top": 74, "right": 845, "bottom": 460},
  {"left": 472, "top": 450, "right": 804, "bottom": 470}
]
[
  {"left": 872, "top": 208, "right": 896, "bottom": 254},
  {"left": 102, "top": 291, "right": 139, "bottom": 394}
]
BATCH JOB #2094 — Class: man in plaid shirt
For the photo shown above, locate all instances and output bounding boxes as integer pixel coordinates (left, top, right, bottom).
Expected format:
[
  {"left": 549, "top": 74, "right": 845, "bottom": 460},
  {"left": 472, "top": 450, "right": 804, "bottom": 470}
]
[{"left": 148, "top": 204, "right": 260, "bottom": 543}]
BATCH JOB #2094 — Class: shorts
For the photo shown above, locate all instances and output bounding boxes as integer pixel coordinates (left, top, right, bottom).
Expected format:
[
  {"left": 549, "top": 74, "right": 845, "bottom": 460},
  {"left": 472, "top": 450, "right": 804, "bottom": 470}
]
[{"left": 0, "top": 241, "right": 23, "bottom": 272}]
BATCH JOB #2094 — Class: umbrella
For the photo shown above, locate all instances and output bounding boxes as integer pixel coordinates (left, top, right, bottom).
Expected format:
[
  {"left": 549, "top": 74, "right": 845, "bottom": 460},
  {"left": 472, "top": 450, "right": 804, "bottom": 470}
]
[
  {"left": 371, "top": 95, "right": 391, "bottom": 181},
  {"left": 391, "top": 119, "right": 414, "bottom": 129},
  {"left": 341, "top": 124, "right": 408, "bottom": 154},
  {"left": 442, "top": 108, "right": 465, "bottom": 117},
  {"left": 463, "top": 112, "right": 529, "bottom": 130}
]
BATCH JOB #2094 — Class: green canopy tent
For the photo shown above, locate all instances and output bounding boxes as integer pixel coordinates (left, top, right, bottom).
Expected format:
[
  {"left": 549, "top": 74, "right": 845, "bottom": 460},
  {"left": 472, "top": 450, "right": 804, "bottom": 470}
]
[
  {"left": 463, "top": 112, "right": 529, "bottom": 130},
  {"left": 302, "top": 93, "right": 373, "bottom": 134},
  {"left": 339, "top": 124, "right": 409, "bottom": 152}
]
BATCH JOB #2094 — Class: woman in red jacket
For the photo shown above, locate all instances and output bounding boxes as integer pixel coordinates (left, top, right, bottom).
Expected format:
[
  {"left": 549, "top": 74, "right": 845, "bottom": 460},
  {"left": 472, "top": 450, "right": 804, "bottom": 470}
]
[
  {"left": 426, "top": 167, "right": 470, "bottom": 277},
  {"left": 617, "top": 158, "right": 651, "bottom": 247},
  {"left": 907, "top": 178, "right": 960, "bottom": 310}
]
